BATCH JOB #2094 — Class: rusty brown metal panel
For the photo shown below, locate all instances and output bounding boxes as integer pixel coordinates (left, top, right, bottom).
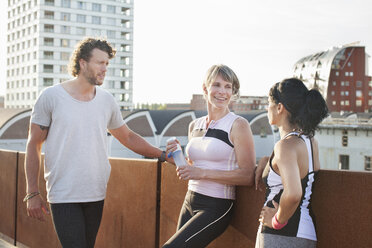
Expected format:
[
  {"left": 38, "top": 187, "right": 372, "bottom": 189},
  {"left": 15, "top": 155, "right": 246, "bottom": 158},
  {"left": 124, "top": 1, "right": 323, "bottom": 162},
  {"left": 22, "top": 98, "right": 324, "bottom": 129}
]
[
  {"left": 159, "top": 163, "right": 188, "bottom": 246},
  {"left": 0, "top": 150, "right": 17, "bottom": 241},
  {"left": 313, "top": 170, "right": 372, "bottom": 248},
  {"left": 95, "top": 158, "right": 158, "bottom": 248},
  {"left": 16, "top": 152, "right": 61, "bottom": 248}
]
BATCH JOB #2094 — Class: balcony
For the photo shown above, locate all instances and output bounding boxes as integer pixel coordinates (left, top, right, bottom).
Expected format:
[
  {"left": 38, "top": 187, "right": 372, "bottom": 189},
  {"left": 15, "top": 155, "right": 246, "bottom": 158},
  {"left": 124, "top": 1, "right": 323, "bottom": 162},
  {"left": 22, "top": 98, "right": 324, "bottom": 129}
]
[{"left": 0, "top": 149, "right": 371, "bottom": 247}]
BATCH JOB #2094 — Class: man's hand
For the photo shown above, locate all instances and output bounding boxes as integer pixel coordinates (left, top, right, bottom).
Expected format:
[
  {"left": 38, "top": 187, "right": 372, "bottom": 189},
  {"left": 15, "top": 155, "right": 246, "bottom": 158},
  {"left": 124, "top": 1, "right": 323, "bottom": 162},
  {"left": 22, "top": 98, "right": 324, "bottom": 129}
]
[{"left": 26, "top": 195, "right": 50, "bottom": 222}]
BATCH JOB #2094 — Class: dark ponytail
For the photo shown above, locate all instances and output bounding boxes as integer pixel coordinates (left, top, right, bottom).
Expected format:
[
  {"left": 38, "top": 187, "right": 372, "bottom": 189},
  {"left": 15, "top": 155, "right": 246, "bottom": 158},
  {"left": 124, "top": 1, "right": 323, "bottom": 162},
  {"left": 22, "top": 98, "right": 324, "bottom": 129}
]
[
  {"left": 295, "top": 89, "right": 329, "bottom": 136},
  {"left": 269, "top": 78, "right": 329, "bottom": 137}
]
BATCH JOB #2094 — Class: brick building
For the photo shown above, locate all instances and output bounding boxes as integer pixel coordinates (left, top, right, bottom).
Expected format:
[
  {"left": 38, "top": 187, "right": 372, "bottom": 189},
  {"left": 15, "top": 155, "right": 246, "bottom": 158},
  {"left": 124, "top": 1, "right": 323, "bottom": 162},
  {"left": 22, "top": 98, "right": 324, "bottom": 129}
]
[{"left": 293, "top": 43, "right": 372, "bottom": 113}]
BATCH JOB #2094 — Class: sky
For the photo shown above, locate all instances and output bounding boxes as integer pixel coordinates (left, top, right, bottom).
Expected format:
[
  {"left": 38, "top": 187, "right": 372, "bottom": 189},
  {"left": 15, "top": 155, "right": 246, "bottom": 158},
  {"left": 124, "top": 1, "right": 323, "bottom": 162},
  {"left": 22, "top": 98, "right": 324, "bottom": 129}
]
[{"left": 0, "top": 0, "right": 372, "bottom": 104}]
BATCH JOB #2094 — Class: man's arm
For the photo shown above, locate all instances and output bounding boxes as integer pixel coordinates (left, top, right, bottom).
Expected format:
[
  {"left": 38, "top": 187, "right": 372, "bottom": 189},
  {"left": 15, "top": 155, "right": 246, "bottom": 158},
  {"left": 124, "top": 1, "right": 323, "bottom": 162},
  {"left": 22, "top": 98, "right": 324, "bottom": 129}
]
[
  {"left": 24, "top": 123, "right": 50, "bottom": 221},
  {"left": 109, "top": 124, "right": 164, "bottom": 159}
]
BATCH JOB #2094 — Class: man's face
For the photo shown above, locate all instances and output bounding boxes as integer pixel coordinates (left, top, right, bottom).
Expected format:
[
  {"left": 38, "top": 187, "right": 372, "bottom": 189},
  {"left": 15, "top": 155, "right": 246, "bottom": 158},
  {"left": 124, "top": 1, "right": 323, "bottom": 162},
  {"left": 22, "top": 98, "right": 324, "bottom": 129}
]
[{"left": 80, "top": 48, "right": 109, "bottom": 86}]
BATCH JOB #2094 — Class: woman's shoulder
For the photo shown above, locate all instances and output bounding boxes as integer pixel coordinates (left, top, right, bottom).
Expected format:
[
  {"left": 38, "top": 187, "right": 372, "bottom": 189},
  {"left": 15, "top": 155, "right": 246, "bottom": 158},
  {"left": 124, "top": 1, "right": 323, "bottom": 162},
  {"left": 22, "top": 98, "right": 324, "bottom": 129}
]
[
  {"left": 231, "top": 116, "right": 250, "bottom": 130},
  {"left": 274, "top": 136, "right": 303, "bottom": 154}
]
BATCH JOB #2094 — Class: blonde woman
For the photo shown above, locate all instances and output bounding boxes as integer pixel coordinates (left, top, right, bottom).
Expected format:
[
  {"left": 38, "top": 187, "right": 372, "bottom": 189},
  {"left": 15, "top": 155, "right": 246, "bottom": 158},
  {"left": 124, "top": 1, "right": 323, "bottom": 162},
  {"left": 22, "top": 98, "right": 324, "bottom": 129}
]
[{"left": 163, "top": 64, "right": 256, "bottom": 248}]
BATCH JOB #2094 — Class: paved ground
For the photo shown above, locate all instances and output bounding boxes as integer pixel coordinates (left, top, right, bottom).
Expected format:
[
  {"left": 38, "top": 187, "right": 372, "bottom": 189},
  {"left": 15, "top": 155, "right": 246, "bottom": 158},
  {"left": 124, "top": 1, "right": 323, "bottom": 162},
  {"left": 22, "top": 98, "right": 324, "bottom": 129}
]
[{"left": 0, "top": 239, "right": 15, "bottom": 248}]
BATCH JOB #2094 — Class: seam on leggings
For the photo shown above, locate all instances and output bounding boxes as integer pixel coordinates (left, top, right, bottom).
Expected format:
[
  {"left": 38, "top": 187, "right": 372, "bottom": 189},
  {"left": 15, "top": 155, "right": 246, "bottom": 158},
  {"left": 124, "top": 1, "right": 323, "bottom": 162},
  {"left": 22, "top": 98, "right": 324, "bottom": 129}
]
[{"left": 185, "top": 202, "right": 234, "bottom": 243}]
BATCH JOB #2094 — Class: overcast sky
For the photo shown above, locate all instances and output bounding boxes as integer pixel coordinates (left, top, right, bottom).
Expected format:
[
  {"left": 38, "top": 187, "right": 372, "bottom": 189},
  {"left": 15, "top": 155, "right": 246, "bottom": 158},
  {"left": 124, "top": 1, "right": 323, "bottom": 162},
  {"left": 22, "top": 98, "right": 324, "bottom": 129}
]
[{"left": 1, "top": 0, "right": 371, "bottom": 104}]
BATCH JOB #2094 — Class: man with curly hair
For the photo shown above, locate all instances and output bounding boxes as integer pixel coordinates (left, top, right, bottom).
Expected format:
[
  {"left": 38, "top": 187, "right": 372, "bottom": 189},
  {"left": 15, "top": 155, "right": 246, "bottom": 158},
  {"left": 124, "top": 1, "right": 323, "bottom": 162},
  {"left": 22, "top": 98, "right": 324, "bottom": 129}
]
[{"left": 24, "top": 37, "right": 167, "bottom": 247}]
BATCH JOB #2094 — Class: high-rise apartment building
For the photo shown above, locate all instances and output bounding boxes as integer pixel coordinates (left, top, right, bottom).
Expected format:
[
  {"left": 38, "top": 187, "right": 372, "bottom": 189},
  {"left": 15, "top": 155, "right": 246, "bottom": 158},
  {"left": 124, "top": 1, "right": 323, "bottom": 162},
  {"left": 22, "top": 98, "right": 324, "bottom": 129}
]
[{"left": 5, "top": 0, "right": 133, "bottom": 109}]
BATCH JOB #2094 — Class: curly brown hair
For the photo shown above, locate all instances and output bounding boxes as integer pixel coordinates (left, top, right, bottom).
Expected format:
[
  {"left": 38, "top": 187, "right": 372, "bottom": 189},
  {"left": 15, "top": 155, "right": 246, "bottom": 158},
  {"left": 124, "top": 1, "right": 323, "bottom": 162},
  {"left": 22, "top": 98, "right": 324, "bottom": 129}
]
[{"left": 68, "top": 37, "right": 116, "bottom": 77}]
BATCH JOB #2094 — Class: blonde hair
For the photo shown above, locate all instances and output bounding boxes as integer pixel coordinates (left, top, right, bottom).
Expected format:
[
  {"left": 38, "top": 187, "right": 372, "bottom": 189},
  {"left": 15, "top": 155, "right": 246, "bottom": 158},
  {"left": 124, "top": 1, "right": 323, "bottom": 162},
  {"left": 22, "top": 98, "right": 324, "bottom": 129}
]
[{"left": 203, "top": 64, "right": 240, "bottom": 98}]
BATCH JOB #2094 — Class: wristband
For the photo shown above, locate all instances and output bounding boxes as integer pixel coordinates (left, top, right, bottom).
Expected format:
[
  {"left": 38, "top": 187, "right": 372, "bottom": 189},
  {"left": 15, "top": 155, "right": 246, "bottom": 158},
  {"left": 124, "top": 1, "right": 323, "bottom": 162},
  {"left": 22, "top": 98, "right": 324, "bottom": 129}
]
[
  {"left": 158, "top": 151, "right": 166, "bottom": 163},
  {"left": 23, "top": 192, "right": 40, "bottom": 202},
  {"left": 271, "top": 213, "right": 288, "bottom": 229}
]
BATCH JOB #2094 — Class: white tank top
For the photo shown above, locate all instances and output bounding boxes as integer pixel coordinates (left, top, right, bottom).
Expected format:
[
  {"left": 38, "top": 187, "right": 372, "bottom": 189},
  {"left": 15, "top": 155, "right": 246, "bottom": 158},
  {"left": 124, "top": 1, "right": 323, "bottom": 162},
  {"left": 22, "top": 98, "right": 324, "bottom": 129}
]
[
  {"left": 259, "top": 132, "right": 317, "bottom": 241},
  {"left": 185, "top": 112, "right": 240, "bottom": 199}
]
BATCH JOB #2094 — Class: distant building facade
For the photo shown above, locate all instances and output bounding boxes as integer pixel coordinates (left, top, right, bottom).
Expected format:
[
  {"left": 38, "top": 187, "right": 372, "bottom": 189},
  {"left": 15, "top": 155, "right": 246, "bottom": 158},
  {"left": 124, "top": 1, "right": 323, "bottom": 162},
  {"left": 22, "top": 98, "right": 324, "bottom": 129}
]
[
  {"left": 5, "top": 0, "right": 133, "bottom": 109},
  {"left": 316, "top": 112, "right": 372, "bottom": 172},
  {"left": 231, "top": 96, "right": 268, "bottom": 112},
  {"left": 293, "top": 43, "right": 372, "bottom": 113},
  {"left": 190, "top": 94, "right": 268, "bottom": 112}
]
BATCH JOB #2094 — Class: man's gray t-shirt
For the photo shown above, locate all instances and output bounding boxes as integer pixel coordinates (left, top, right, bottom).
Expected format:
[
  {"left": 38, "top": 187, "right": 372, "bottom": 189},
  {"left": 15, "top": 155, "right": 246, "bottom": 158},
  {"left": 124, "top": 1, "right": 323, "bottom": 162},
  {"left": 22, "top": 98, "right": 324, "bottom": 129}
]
[{"left": 31, "top": 84, "right": 125, "bottom": 203}]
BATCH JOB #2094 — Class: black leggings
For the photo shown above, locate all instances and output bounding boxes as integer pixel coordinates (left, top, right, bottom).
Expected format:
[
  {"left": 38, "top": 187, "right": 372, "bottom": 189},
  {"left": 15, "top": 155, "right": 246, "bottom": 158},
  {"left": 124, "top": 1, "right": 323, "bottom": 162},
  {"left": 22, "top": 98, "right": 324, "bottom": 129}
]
[
  {"left": 50, "top": 200, "right": 104, "bottom": 248},
  {"left": 163, "top": 190, "right": 234, "bottom": 248}
]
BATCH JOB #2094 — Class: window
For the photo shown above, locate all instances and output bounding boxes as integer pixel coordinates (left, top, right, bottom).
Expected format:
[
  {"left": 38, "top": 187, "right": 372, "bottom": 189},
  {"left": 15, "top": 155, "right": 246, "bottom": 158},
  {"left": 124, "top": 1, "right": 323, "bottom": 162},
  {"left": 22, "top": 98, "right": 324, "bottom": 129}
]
[
  {"left": 107, "top": 30, "right": 116, "bottom": 38},
  {"left": 107, "top": 81, "right": 115, "bottom": 88},
  {"left": 365, "top": 156, "right": 372, "bottom": 171},
  {"left": 44, "top": 51, "right": 53, "bottom": 59},
  {"left": 44, "top": 37, "right": 53, "bottom": 46},
  {"left": 120, "top": 69, "right": 128, "bottom": 77},
  {"left": 61, "top": 26, "right": 70, "bottom": 34},
  {"left": 61, "top": 12, "right": 70, "bottom": 21},
  {"left": 345, "top": 100, "right": 349, "bottom": 106},
  {"left": 77, "top": 1, "right": 86, "bottom": 9},
  {"left": 341, "top": 81, "right": 344, "bottom": 86},
  {"left": 61, "top": 39, "right": 69, "bottom": 47},
  {"left": 61, "top": 52, "right": 70, "bottom": 60},
  {"left": 60, "top": 65, "right": 68, "bottom": 73},
  {"left": 92, "top": 29, "right": 101, "bottom": 36},
  {"left": 335, "top": 71, "right": 339, "bottom": 76},
  {"left": 347, "top": 62, "right": 351, "bottom": 67},
  {"left": 44, "top": 11, "right": 54, "bottom": 19},
  {"left": 356, "top": 90, "right": 362, "bottom": 97},
  {"left": 356, "top": 100, "right": 362, "bottom": 106},
  {"left": 61, "top": 0, "right": 71, "bottom": 8},
  {"left": 120, "top": 44, "right": 130, "bottom": 52},
  {"left": 107, "top": 5, "right": 116, "bottom": 13},
  {"left": 332, "top": 81, "right": 336, "bottom": 86},
  {"left": 120, "top": 93, "right": 129, "bottom": 102},
  {"left": 92, "top": 3, "right": 101, "bottom": 12},
  {"left": 120, "top": 56, "right": 129, "bottom": 65},
  {"left": 121, "top": 32, "right": 130, "bottom": 39},
  {"left": 92, "top": 16, "right": 101, "bottom": 24},
  {"left": 44, "top": 24, "right": 54, "bottom": 33},
  {"left": 107, "top": 18, "right": 116, "bottom": 26},
  {"left": 341, "top": 91, "right": 344, "bottom": 96},
  {"left": 76, "top": 27, "right": 86, "bottom": 35},
  {"left": 43, "top": 78, "right": 53, "bottom": 86},
  {"left": 77, "top": 15, "right": 86, "bottom": 23},
  {"left": 121, "top": 7, "right": 130, "bottom": 15},
  {"left": 43, "top": 64, "right": 53, "bottom": 73},
  {"left": 356, "top": 81, "right": 362, "bottom": 87},
  {"left": 345, "top": 72, "right": 349, "bottom": 76},
  {"left": 345, "top": 91, "right": 349, "bottom": 96},
  {"left": 121, "top": 19, "right": 129, "bottom": 28},
  {"left": 342, "top": 130, "right": 348, "bottom": 147},
  {"left": 107, "top": 68, "right": 114, "bottom": 76},
  {"left": 332, "top": 101, "right": 336, "bottom": 106},
  {"left": 120, "top": 81, "right": 128, "bottom": 89},
  {"left": 350, "top": 72, "right": 353, "bottom": 76},
  {"left": 345, "top": 81, "right": 349, "bottom": 86},
  {"left": 340, "top": 101, "right": 344, "bottom": 106},
  {"left": 339, "top": 155, "right": 349, "bottom": 170}
]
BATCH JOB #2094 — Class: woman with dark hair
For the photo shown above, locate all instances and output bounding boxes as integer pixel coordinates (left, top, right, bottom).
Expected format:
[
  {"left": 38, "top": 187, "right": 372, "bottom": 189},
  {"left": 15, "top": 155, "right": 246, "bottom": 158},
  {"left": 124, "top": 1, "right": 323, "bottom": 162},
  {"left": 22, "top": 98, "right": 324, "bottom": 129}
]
[{"left": 255, "top": 78, "right": 328, "bottom": 248}]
